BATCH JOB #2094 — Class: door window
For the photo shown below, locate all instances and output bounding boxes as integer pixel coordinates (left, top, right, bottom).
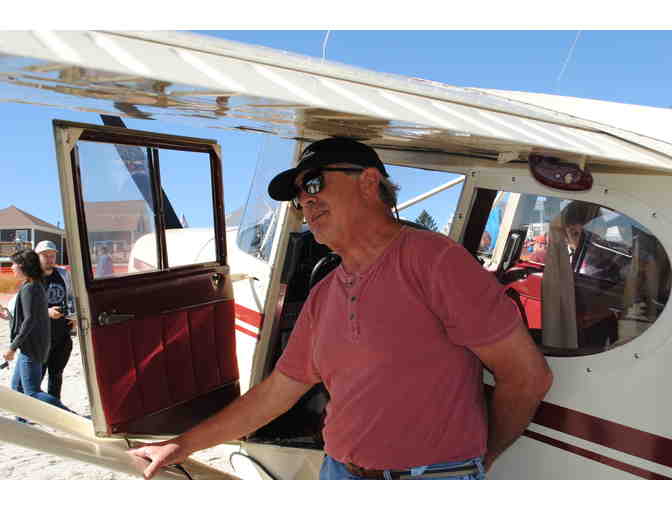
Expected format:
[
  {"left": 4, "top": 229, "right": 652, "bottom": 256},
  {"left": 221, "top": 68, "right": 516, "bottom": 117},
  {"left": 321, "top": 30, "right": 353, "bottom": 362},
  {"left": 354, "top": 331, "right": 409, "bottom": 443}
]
[
  {"left": 157, "top": 148, "right": 216, "bottom": 268},
  {"left": 78, "top": 141, "right": 157, "bottom": 278},
  {"left": 75, "top": 139, "right": 221, "bottom": 279}
]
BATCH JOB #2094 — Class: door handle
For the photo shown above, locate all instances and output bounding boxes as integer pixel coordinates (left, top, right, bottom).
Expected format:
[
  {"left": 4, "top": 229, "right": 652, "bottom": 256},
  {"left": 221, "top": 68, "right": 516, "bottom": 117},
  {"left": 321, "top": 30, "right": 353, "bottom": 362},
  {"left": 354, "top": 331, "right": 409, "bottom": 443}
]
[{"left": 98, "top": 310, "right": 135, "bottom": 327}]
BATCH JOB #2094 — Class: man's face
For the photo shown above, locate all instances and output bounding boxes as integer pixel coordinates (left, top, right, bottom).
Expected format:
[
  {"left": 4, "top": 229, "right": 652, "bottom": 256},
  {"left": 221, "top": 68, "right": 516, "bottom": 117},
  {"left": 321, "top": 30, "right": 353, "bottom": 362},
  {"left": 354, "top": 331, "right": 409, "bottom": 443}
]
[
  {"left": 39, "top": 250, "right": 57, "bottom": 272},
  {"left": 294, "top": 165, "right": 363, "bottom": 246}
]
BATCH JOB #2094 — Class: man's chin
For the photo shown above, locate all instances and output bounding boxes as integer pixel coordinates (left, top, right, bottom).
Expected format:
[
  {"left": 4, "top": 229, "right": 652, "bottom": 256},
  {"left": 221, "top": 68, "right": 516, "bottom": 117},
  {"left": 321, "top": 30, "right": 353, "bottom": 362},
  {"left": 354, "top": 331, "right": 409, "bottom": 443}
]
[{"left": 310, "top": 227, "right": 327, "bottom": 245}]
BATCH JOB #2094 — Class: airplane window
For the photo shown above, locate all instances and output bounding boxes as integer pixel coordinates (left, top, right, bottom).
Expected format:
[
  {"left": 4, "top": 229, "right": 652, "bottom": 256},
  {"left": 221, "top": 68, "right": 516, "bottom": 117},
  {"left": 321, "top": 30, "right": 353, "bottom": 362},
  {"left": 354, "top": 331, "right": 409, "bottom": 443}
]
[
  {"left": 390, "top": 166, "right": 464, "bottom": 236},
  {"left": 77, "top": 141, "right": 158, "bottom": 279},
  {"left": 237, "top": 136, "right": 291, "bottom": 262},
  {"left": 157, "top": 149, "right": 216, "bottom": 268},
  {"left": 487, "top": 191, "right": 671, "bottom": 356}
]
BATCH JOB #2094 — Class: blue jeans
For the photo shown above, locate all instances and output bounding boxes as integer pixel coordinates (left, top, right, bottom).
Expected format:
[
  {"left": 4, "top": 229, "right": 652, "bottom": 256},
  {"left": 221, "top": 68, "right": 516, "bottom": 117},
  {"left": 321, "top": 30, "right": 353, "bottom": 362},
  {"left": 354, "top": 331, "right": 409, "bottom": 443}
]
[
  {"left": 11, "top": 352, "right": 72, "bottom": 418},
  {"left": 319, "top": 455, "right": 485, "bottom": 480}
]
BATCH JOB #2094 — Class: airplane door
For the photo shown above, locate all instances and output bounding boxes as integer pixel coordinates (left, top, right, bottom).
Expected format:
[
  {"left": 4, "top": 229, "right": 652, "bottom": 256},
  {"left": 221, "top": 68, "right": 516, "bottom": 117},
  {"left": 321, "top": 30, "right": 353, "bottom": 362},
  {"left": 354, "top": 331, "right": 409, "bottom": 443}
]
[{"left": 53, "top": 121, "right": 239, "bottom": 437}]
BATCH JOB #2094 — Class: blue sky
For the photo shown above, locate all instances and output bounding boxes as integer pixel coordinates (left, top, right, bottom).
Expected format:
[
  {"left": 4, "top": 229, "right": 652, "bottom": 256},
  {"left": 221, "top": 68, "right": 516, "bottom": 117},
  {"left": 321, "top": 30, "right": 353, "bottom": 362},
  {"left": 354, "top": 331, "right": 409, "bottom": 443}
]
[{"left": 1, "top": 30, "right": 671, "bottom": 232}]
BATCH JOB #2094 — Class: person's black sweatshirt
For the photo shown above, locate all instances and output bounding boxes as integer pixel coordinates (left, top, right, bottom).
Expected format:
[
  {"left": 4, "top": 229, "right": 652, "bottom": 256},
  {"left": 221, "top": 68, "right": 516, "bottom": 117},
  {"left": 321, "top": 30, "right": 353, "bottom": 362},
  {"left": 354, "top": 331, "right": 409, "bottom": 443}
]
[{"left": 10, "top": 281, "right": 51, "bottom": 364}]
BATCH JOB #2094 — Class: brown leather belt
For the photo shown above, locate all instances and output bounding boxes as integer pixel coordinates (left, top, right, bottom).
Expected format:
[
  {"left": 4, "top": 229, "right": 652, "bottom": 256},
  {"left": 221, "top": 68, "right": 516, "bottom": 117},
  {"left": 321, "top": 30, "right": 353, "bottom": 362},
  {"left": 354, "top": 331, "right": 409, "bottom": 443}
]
[{"left": 344, "top": 462, "right": 479, "bottom": 480}]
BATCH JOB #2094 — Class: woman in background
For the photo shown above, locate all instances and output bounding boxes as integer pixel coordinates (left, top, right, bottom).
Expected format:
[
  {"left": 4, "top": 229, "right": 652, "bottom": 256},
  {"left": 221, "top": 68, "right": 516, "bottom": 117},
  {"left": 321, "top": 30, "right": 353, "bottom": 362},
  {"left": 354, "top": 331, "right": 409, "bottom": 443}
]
[{"left": 1, "top": 249, "right": 71, "bottom": 418}]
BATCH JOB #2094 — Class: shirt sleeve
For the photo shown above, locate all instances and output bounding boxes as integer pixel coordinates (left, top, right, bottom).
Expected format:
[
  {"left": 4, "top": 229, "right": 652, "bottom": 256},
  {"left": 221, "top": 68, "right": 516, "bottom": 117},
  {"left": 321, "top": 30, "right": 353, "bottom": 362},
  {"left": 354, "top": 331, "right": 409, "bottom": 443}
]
[
  {"left": 275, "top": 299, "right": 322, "bottom": 385},
  {"left": 426, "top": 242, "right": 522, "bottom": 347}
]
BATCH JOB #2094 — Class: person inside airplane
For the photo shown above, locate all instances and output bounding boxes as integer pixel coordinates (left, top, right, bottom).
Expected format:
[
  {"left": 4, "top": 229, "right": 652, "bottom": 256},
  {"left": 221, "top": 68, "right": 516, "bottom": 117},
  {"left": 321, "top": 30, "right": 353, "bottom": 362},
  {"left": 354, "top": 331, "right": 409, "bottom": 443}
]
[
  {"left": 130, "top": 137, "right": 553, "bottom": 480},
  {"left": 541, "top": 201, "right": 625, "bottom": 353}
]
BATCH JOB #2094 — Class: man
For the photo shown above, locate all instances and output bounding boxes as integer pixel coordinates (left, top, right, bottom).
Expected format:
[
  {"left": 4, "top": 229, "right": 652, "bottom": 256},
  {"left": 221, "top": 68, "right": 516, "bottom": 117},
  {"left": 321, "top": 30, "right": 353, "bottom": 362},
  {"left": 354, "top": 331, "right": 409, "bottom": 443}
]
[
  {"left": 34, "top": 240, "right": 74, "bottom": 400},
  {"left": 130, "top": 137, "right": 552, "bottom": 480}
]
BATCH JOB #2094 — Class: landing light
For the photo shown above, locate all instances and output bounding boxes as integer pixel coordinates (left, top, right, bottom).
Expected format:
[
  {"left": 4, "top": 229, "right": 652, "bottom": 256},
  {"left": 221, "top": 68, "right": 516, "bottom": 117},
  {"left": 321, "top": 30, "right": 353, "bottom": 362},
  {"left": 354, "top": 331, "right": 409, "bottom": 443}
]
[{"left": 528, "top": 154, "right": 593, "bottom": 191}]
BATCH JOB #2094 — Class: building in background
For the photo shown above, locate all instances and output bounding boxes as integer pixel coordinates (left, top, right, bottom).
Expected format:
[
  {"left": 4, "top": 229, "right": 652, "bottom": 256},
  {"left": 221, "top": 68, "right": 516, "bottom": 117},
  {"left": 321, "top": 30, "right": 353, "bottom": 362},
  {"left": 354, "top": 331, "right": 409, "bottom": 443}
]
[
  {"left": 0, "top": 205, "right": 66, "bottom": 264},
  {"left": 82, "top": 200, "right": 153, "bottom": 271}
]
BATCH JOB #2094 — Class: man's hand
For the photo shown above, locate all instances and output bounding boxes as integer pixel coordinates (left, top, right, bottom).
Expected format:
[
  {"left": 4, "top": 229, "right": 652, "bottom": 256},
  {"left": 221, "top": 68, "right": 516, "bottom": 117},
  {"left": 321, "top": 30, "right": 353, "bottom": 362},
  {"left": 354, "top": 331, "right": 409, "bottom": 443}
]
[
  {"left": 128, "top": 440, "right": 190, "bottom": 480},
  {"left": 128, "top": 370, "right": 312, "bottom": 480},
  {"left": 3, "top": 349, "right": 16, "bottom": 362},
  {"left": 48, "top": 306, "right": 64, "bottom": 320},
  {"left": 0, "top": 306, "right": 10, "bottom": 321}
]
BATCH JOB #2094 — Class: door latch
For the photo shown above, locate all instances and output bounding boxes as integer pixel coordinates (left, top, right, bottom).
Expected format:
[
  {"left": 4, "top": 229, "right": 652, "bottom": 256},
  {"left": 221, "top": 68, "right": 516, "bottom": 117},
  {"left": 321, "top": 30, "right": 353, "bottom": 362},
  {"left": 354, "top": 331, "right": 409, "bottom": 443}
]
[
  {"left": 211, "top": 273, "right": 223, "bottom": 289},
  {"left": 98, "top": 310, "right": 135, "bottom": 327}
]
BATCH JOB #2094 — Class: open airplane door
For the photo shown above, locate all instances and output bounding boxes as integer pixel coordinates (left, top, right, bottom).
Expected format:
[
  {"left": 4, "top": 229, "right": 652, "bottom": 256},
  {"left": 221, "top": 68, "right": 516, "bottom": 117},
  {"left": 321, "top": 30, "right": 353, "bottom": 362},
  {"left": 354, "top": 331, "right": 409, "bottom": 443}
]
[{"left": 53, "top": 120, "right": 239, "bottom": 438}]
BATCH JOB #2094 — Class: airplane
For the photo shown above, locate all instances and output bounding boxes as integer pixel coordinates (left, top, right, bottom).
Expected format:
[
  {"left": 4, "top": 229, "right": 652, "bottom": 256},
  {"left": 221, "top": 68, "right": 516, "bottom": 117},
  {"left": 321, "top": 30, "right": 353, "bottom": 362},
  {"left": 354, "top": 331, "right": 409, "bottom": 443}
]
[{"left": 1, "top": 30, "right": 672, "bottom": 480}]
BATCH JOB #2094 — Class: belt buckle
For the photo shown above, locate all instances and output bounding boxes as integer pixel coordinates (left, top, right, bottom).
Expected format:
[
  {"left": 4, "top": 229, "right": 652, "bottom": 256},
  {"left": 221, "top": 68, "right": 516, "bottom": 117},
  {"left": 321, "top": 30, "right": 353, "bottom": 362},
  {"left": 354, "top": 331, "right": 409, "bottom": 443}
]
[{"left": 400, "top": 463, "right": 479, "bottom": 480}]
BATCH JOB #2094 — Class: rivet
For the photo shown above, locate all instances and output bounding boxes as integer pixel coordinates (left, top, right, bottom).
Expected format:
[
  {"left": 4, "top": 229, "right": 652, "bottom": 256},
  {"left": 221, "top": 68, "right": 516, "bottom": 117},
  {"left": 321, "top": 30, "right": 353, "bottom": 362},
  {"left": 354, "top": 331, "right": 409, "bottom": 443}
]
[
  {"left": 586, "top": 367, "right": 592, "bottom": 373},
  {"left": 604, "top": 189, "right": 609, "bottom": 194},
  {"left": 652, "top": 212, "right": 657, "bottom": 218},
  {"left": 512, "top": 176, "right": 517, "bottom": 183},
  {"left": 471, "top": 171, "right": 477, "bottom": 177},
  {"left": 634, "top": 353, "right": 641, "bottom": 359}
]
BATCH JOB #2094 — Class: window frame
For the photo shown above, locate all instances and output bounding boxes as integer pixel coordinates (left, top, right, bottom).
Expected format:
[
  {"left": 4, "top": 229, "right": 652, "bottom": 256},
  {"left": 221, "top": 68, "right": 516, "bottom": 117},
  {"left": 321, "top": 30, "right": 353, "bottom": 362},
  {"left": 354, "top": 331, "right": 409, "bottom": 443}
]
[{"left": 63, "top": 121, "right": 226, "bottom": 287}]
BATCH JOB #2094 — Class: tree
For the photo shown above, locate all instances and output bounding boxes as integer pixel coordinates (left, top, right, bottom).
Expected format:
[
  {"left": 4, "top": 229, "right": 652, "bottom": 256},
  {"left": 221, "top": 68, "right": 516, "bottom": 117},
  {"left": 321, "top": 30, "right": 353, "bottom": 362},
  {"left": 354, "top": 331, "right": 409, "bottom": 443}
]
[{"left": 415, "top": 209, "right": 439, "bottom": 232}]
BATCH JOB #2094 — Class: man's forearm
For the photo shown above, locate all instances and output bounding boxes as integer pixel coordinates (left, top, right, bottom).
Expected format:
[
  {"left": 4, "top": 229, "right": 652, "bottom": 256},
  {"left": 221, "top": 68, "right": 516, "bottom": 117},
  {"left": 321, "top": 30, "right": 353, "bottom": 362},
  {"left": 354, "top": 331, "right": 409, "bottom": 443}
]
[
  {"left": 176, "top": 370, "right": 310, "bottom": 456},
  {"left": 484, "top": 381, "right": 548, "bottom": 469}
]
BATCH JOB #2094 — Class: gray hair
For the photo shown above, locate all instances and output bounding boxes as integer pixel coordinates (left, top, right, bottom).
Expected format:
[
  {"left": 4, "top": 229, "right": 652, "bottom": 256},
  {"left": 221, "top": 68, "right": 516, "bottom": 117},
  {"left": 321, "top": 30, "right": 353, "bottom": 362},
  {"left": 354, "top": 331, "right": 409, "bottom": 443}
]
[
  {"left": 342, "top": 166, "right": 399, "bottom": 210},
  {"left": 378, "top": 174, "right": 400, "bottom": 210}
]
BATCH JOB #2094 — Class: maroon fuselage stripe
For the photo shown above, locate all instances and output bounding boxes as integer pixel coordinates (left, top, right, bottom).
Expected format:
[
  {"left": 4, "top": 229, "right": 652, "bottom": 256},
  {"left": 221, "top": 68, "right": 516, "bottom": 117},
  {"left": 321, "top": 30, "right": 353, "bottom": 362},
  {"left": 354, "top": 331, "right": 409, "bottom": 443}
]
[
  {"left": 523, "top": 430, "right": 669, "bottom": 480},
  {"left": 485, "top": 384, "right": 672, "bottom": 476},
  {"left": 533, "top": 399, "right": 672, "bottom": 470}
]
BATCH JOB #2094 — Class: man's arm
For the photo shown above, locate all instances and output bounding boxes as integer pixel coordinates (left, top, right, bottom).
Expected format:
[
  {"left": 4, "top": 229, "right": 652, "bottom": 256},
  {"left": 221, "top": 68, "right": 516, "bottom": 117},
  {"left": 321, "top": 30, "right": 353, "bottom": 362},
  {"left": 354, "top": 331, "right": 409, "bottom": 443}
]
[
  {"left": 129, "top": 369, "right": 313, "bottom": 479},
  {"left": 470, "top": 321, "right": 553, "bottom": 471}
]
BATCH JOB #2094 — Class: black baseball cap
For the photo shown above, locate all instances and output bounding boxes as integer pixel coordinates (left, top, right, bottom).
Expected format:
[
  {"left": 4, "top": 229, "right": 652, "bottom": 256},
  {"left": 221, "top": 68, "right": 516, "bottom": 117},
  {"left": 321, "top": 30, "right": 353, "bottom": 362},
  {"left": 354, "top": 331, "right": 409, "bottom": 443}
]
[{"left": 267, "top": 137, "right": 388, "bottom": 201}]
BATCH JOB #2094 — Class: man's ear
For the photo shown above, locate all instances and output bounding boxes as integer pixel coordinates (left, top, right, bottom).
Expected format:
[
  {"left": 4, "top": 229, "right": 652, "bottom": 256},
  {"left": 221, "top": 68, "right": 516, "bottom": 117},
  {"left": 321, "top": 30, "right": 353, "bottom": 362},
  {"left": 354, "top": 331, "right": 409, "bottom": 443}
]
[{"left": 358, "top": 167, "right": 381, "bottom": 200}]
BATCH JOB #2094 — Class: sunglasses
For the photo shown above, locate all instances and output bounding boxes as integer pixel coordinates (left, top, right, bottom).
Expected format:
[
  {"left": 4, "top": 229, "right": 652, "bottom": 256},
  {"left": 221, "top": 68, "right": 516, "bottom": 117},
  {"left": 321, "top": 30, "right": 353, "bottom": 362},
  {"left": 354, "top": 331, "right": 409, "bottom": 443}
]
[{"left": 291, "top": 167, "right": 364, "bottom": 210}]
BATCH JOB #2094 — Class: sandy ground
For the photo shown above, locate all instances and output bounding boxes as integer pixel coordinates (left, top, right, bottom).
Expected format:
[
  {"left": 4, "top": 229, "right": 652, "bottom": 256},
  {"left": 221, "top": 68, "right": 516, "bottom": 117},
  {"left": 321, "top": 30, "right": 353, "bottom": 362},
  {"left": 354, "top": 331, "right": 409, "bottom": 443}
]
[{"left": 0, "top": 314, "right": 244, "bottom": 480}]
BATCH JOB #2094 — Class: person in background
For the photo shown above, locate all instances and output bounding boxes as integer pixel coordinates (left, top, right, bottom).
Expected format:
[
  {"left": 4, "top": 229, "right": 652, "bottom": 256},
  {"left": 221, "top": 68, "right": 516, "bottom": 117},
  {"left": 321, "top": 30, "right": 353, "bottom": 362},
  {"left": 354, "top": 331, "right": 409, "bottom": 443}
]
[
  {"left": 479, "top": 231, "right": 493, "bottom": 252},
  {"left": 95, "top": 245, "right": 113, "bottom": 278},
  {"left": 2, "top": 249, "right": 72, "bottom": 420},
  {"left": 34, "top": 240, "right": 74, "bottom": 400},
  {"left": 560, "top": 202, "right": 618, "bottom": 349}
]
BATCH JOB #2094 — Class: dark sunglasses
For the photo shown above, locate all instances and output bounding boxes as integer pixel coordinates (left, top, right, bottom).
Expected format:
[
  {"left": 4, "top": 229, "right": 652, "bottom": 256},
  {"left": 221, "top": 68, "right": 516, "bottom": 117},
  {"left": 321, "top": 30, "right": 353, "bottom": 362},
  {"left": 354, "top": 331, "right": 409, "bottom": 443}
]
[{"left": 291, "top": 167, "right": 364, "bottom": 210}]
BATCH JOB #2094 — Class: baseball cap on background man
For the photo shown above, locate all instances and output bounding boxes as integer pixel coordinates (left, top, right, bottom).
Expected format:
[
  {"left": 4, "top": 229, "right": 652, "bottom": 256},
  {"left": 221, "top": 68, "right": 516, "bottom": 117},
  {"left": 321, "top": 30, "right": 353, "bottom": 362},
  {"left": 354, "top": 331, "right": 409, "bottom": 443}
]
[
  {"left": 35, "top": 240, "right": 58, "bottom": 253},
  {"left": 267, "top": 137, "right": 389, "bottom": 202}
]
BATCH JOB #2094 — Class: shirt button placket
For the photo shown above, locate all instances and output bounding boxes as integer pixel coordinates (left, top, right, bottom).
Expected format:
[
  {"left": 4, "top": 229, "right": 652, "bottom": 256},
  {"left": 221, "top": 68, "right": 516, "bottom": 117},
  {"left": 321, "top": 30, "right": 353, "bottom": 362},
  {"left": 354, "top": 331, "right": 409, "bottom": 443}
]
[{"left": 349, "top": 286, "right": 358, "bottom": 341}]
